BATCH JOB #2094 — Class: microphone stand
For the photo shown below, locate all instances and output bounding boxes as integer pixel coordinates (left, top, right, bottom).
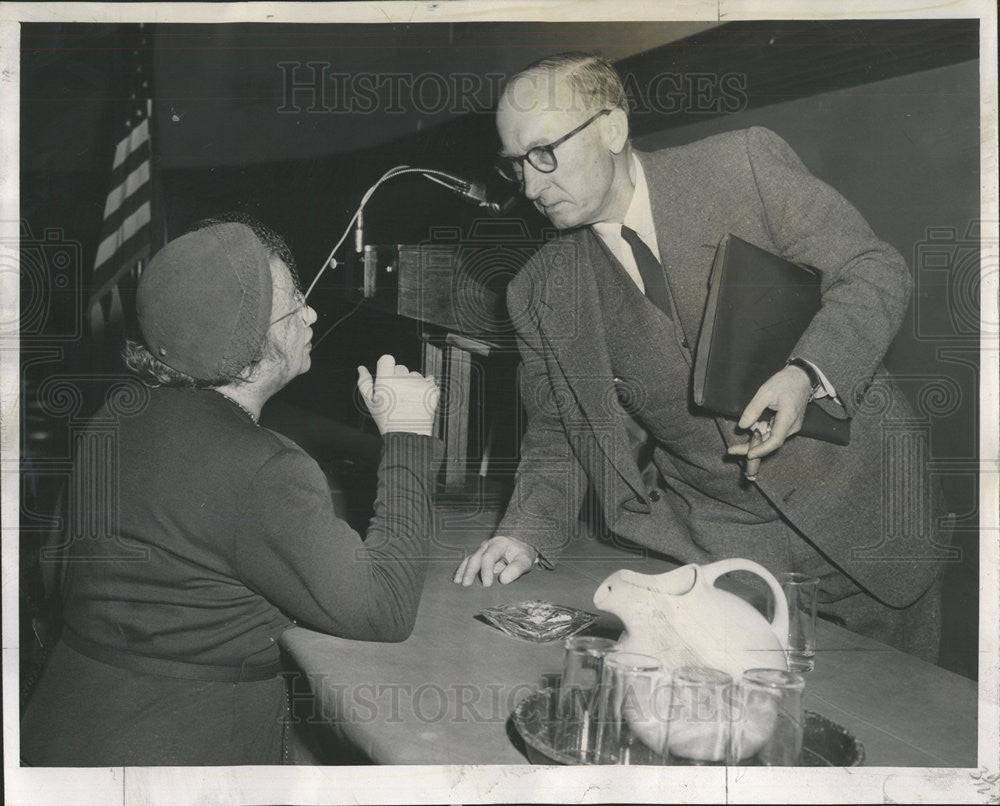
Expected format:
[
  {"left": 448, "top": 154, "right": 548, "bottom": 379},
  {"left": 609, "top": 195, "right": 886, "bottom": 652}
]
[{"left": 309, "top": 165, "right": 499, "bottom": 300}]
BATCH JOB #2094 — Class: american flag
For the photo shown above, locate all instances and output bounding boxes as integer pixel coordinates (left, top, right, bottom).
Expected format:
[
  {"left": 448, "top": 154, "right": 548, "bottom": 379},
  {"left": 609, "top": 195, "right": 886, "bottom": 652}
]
[{"left": 87, "top": 23, "right": 157, "bottom": 345}]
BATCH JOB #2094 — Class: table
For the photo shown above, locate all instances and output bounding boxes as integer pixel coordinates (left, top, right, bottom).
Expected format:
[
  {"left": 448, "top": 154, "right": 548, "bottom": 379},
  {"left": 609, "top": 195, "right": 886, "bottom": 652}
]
[{"left": 280, "top": 507, "right": 978, "bottom": 767}]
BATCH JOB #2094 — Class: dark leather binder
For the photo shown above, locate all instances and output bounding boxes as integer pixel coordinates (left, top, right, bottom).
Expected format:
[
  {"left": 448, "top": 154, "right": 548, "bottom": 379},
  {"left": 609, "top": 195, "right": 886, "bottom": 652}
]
[{"left": 693, "top": 233, "right": 851, "bottom": 445}]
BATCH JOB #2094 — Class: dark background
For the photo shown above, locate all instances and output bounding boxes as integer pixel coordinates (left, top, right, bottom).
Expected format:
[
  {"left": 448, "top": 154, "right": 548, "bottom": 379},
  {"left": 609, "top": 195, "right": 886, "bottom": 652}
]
[{"left": 18, "top": 20, "right": 981, "bottom": 683}]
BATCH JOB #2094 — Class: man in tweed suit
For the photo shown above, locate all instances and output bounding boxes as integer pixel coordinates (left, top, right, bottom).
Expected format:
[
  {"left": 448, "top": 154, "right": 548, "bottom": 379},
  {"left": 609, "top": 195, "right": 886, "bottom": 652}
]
[{"left": 454, "top": 53, "right": 950, "bottom": 660}]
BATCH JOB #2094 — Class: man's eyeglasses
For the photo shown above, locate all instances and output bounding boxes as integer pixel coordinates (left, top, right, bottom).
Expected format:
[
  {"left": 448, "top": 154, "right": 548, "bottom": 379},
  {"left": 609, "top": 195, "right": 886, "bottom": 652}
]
[
  {"left": 495, "top": 108, "right": 613, "bottom": 184},
  {"left": 269, "top": 289, "right": 308, "bottom": 327}
]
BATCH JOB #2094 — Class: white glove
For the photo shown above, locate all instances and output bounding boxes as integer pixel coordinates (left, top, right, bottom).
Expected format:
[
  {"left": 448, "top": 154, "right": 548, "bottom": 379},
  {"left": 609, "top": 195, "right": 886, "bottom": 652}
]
[{"left": 357, "top": 354, "right": 439, "bottom": 437}]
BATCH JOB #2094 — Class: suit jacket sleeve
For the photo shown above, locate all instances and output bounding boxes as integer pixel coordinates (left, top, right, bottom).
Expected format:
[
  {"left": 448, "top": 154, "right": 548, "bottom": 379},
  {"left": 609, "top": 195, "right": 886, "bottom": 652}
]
[
  {"left": 494, "top": 259, "right": 589, "bottom": 560},
  {"left": 743, "top": 126, "right": 912, "bottom": 416}
]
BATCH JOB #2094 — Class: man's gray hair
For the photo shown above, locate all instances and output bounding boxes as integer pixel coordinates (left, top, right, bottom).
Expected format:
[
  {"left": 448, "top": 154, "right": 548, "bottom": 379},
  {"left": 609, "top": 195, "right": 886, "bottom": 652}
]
[{"left": 513, "top": 51, "right": 628, "bottom": 116}]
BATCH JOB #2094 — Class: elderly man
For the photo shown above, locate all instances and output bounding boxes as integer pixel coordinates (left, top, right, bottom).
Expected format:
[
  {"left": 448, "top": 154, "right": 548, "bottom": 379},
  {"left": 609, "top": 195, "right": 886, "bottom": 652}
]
[
  {"left": 455, "top": 53, "right": 950, "bottom": 661},
  {"left": 21, "top": 217, "right": 441, "bottom": 765}
]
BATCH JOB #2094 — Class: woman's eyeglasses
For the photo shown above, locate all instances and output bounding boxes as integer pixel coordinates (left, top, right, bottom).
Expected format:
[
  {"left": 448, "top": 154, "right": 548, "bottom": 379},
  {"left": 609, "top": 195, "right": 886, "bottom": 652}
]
[{"left": 269, "top": 289, "right": 308, "bottom": 327}]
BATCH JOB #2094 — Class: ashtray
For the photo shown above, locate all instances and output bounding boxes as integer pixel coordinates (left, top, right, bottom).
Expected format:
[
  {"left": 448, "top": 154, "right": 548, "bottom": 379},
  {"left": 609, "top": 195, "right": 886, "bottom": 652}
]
[
  {"left": 479, "top": 601, "right": 598, "bottom": 643},
  {"left": 512, "top": 688, "right": 865, "bottom": 766}
]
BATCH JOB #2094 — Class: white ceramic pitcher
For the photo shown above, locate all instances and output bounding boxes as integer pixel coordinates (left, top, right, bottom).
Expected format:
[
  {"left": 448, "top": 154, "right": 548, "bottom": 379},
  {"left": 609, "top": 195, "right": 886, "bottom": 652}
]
[{"left": 593, "top": 558, "right": 790, "bottom": 681}]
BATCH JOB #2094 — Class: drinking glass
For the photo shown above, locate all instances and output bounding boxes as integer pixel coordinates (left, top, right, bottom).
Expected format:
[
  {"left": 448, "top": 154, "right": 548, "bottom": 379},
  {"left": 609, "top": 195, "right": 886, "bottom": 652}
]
[
  {"left": 729, "top": 668, "right": 806, "bottom": 765},
  {"left": 665, "top": 665, "right": 734, "bottom": 765},
  {"left": 595, "top": 651, "right": 670, "bottom": 764},
  {"left": 553, "top": 636, "right": 618, "bottom": 761},
  {"left": 767, "top": 573, "right": 819, "bottom": 672}
]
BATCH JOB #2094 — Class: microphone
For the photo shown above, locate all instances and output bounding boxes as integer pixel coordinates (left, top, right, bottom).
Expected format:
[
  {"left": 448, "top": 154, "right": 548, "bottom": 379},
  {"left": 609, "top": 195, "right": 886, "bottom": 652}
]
[
  {"left": 454, "top": 180, "right": 500, "bottom": 214},
  {"left": 424, "top": 171, "right": 500, "bottom": 215},
  {"left": 355, "top": 210, "right": 364, "bottom": 253}
]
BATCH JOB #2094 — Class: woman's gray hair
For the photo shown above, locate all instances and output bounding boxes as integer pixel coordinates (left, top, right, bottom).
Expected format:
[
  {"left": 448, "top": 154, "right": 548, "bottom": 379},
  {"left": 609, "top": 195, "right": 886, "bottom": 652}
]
[{"left": 122, "top": 338, "right": 262, "bottom": 389}]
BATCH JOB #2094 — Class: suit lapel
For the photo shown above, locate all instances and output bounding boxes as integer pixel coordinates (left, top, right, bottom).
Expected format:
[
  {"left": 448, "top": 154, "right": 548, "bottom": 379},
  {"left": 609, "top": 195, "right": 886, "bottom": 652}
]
[
  {"left": 636, "top": 149, "right": 706, "bottom": 344},
  {"left": 533, "top": 230, "right": 646, "bottom": 498}
]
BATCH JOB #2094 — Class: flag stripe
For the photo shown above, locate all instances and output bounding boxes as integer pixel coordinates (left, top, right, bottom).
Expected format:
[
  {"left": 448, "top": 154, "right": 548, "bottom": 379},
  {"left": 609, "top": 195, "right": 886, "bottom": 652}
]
[
  {"left": 111, "top": 118, "right": 149, "bottom": 170},
  {"left": 105, "top": 138, "right": 150, "bottom": 200},
  {"left": 102, "top": 159, "right": 150, "bottom": 220},
  {"left": 100, "top": 167, "right": 152, "bottom": 241},
  {"left": 89, "top": 24, "right": 155, "bottom": 313},
  {"left": 90, "top": 239, "right": 150, "bottom": 308},
  {"left": 94, "top": 202, "right": 151, "bottom": 271}
]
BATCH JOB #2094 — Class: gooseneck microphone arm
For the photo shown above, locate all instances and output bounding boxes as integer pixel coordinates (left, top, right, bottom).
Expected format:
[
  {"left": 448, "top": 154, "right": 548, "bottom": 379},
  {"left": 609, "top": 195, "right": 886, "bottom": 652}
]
[
  {"left": 419, "top": 170, "right": 499, "bottom": 214},
  {"left": 305, "top": 165, "right": 498, "bottom": 301}
]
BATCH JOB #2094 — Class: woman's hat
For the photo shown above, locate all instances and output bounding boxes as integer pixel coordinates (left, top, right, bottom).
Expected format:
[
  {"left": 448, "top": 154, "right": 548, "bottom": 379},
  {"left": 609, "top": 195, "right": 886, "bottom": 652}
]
[{"left": 136, "top": 222, "right": 273, "bottom": 381}]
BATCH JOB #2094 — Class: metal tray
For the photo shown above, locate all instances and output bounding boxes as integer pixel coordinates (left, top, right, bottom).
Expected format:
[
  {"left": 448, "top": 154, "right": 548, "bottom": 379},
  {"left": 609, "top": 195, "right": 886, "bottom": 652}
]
[{"left": 512, "top": 688, "right": 864, "bottom": 767}]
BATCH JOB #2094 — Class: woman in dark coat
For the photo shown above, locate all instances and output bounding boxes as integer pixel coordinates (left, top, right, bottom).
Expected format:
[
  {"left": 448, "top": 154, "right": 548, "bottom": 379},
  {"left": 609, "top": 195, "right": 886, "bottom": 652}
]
[{"left": 21, "top": 218, "right": 441, "bottom": 765}]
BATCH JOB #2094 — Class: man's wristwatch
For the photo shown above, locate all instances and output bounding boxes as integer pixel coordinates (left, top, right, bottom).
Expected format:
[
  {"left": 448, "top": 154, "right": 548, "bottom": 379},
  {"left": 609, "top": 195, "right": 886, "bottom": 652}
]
[{"left": 786, "top": 357, "right": 822, "bottom": 398}]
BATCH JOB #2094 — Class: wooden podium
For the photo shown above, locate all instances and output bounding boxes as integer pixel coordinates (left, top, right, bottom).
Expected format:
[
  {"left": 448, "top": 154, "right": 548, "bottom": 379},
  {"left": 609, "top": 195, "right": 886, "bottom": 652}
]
[{"left": 354, "top": 237, "right": 515, "bottom": 489}]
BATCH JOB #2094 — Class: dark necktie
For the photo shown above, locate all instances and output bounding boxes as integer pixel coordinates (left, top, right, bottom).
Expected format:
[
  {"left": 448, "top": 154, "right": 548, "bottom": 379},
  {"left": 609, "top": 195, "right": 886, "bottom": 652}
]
[{"left": 621, "top": 225, "right": 671, "bottom": 319}]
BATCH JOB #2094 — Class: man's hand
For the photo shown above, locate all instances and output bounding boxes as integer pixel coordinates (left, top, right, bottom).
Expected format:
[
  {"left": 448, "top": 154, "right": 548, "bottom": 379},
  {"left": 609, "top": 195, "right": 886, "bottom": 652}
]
[
  {"left": 357, "top": 354, "right": 439, "bottom": 436},
  {"left": 453, "top": 536, "right": 538, "bottom": 587},
  {"left": 727, "top": 364, "right": 814, "bottom": 469}
]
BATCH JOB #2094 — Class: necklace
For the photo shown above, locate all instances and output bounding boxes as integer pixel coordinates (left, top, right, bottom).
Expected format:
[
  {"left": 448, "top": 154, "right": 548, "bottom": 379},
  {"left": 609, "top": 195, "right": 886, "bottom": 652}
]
[{"left": 213, "top": 390, "right": 259, "bottom": 426}]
